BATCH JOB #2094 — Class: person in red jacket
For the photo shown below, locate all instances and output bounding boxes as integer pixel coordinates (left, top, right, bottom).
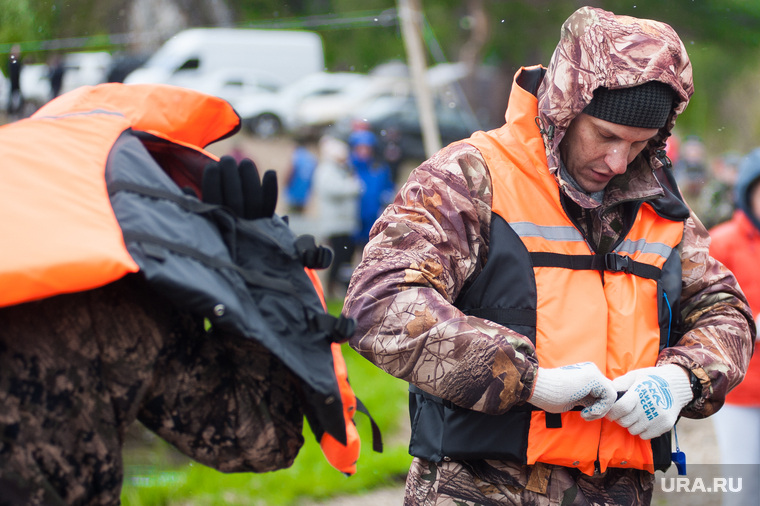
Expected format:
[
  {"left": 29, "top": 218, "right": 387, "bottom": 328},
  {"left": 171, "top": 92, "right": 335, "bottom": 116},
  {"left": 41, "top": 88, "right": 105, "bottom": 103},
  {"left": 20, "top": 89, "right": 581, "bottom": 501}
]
[{"left": 709, "top": 147, "right": 760, "bottom": 505}]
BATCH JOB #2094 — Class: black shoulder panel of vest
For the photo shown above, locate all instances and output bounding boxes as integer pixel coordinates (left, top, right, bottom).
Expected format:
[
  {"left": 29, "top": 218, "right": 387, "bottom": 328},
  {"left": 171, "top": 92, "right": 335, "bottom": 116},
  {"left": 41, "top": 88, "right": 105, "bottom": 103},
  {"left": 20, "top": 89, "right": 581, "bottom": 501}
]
[
  {"left": 454, "top": 213, "right": 537, "bottom": 342},
  {"left": 649, "top": 165, "right": 691, "bottom": 221},
  {"left": 516, "top": 66, "right": 547, "bottom": 97},
  {"left": 105, "top": 131, "right": 347, "bottom": 443},
  {"left": 659, "top": 245, "right": 684, "bottom": 350}
]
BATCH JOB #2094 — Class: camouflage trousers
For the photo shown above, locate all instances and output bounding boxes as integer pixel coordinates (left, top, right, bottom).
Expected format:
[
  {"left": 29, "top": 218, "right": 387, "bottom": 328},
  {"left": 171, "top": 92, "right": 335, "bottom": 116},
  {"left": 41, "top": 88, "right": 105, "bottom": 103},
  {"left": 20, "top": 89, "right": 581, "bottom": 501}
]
[{"left": 404, "top": 458, "right": 654, "bottom": 505}]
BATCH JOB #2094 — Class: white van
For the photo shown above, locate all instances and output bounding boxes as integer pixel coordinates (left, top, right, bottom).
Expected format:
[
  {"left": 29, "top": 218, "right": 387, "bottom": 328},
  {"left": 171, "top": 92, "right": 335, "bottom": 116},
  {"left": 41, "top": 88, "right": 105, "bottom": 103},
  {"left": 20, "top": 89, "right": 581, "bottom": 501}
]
[{"left": 124, "top": 28, "right": 324, "bottom": 94}]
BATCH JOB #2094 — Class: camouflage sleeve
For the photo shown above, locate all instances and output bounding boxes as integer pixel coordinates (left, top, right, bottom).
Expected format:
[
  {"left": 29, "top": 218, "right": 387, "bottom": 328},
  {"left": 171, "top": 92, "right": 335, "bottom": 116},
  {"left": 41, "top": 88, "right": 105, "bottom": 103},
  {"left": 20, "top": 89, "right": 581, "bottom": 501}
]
[
  {"left": 656, "top": 212, "right": 756, "bottom": 418},
  {"left": 138, "top": 330, "right": 305, "bottom": 473},
  {"left": 344, "top": 143, "right": 539, "bottom": 415}
]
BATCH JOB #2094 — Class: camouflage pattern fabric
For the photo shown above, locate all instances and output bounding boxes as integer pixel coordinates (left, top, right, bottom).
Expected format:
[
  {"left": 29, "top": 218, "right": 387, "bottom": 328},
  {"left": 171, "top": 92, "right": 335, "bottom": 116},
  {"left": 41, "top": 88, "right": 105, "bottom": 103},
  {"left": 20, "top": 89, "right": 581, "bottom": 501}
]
[
  {"left": 344, "top": 6, "right": 755, "bottom": 505},
  {"left": 537, "top": 6, "right": 694, "bottom": 175},
  {"left": 0, "top": 274, "right": 304, "bottom": 505},
  {"left": 405, "top": 459, "right": 654, "bottom": 505}
]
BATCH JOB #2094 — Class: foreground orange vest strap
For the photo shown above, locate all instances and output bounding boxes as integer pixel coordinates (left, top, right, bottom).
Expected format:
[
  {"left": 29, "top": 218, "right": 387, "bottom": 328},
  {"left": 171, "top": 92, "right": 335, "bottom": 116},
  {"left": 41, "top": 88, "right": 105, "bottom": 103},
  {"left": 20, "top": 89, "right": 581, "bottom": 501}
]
[
  {"left": 0, "top": 84, "right": 238, "bottom": 308},
  {"left": 305, "top": 269, "right": 365, "bottom": 475},
  {"left": 465, "top": 66, "right": 684, "bottom": 474}
]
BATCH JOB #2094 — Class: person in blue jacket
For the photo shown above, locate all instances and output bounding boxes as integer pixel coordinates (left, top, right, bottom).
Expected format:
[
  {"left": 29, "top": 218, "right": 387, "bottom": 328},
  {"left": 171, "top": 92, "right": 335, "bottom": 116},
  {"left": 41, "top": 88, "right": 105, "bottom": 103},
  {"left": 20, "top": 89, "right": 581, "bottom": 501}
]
[
  {"left": 349, "top": 129, "right": 395, "bottom": 248},
  {"left": 285, "top": 132, "right": 319, "bottom": 213}
]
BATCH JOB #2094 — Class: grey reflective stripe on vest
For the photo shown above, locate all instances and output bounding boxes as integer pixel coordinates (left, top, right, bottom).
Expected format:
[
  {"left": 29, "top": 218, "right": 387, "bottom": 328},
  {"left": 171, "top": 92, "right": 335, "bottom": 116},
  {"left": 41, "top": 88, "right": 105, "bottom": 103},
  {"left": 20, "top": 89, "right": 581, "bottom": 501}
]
[
  {"left": 510, "top": 222, "right": 585, "bottom": 242},
  {"left": 615, "top": 238, "right": 673, "bottom": 262},
  {"left": 512, "top": 222, "right": 674, "bottom": 264}
]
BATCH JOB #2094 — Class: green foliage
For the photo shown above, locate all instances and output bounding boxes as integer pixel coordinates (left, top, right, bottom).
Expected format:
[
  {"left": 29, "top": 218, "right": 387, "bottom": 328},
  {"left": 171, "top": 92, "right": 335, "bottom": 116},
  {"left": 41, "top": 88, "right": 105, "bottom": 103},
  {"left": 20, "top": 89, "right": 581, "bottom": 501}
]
[
  {"left": 121, "top": 299, "right": 412, "bottom": 505},
  {"left": 0, "top": 0, "right": 44, "bottom": 53}
]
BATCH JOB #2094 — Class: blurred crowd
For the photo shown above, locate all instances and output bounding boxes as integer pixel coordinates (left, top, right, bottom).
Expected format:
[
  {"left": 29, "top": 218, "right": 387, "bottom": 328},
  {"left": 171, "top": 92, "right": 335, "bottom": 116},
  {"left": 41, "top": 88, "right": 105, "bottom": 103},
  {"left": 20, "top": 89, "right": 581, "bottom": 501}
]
[
  {"left": 280, "top": 120, "right": 397, "bottom": 299},
  {"left": 667, "top": 133, "right": 741, "bottom": 229},
  {"left": 277, "top": 126, "right": 759, "bottom": 304}
]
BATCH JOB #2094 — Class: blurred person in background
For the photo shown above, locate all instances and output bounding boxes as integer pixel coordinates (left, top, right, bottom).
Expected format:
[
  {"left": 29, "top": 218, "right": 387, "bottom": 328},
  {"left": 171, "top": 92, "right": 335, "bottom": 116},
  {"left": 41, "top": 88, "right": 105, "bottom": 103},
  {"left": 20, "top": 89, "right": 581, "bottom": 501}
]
[
  {"left": 348, "top": 129, "right": 395, "bottom": 250},
  {"left": 709, "top": 148, "right": 760, "bottom": 506},
  {"left": 6, "top": 44, "right": 24, "bottom": 119},
  {"left": 47, "top": 54, "right": 66, "bottom": 100},
  {"left": 700, "top": 151, "right": 741, "bottom": 229},
  {"left": 313, "top": 135, "right": 361, "bottom": 299},
  {"left": 673, "top": 135, "right": 709, "bottom": 215},
  {"left": 343, "top": 6, "right": 754, "bottom": 504},
  {"left": 284, "top": 130, "right": 319, "bottom": 214},
  {"left": 380, "top": 126, "right": 404, "bottom": 185}
]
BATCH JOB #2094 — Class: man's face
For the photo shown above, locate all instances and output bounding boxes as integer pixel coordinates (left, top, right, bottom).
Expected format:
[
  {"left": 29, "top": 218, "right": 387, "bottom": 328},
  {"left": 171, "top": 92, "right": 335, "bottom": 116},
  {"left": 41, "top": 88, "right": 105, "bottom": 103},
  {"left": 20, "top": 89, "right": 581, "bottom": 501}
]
[{"left": 560, "top": 113, "right": 660, "bottom": 193}]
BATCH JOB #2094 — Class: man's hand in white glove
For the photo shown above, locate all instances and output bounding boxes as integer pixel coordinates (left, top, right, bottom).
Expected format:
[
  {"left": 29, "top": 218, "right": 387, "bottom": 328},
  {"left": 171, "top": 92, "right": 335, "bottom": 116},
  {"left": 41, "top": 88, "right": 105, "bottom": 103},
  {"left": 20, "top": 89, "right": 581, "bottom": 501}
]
[
  {"left": 606, "top": 364, "right": 693, "bottom": 440},
  {"left": 528, "top": 362, "right": 617, "bottom": 421}
]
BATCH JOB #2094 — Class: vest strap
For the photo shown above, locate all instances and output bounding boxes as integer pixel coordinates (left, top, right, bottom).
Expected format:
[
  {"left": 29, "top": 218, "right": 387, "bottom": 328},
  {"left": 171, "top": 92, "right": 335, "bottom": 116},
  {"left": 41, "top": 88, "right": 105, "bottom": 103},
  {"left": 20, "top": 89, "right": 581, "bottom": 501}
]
[
  {"left": 464, "top": 307, "right": 536, "bottom": 328},
  {"left": 356, "top": 397, "right": 384, "bottom": 453},
  {"left": 122, "top": 230, "right": 299, "bottom": 296},
  {"left": 108, "top": 180, "right": 219, "bottom": 215},
  {"left": 309, "top": 313, "right": 357, "bottom": 344},
  {"left": 295, "top": 234, "right": 335, "bottom": 269},
  {"left": 530, "top": 252, "right": 661, "bottom": 280}
]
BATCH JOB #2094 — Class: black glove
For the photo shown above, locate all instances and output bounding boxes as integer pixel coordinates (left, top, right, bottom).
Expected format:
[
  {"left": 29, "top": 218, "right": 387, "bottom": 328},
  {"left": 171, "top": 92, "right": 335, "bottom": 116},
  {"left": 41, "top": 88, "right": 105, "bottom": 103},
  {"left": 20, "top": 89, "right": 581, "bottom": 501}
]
[{"left": 202, "top": 155, "right": 278, "bottom": 219}]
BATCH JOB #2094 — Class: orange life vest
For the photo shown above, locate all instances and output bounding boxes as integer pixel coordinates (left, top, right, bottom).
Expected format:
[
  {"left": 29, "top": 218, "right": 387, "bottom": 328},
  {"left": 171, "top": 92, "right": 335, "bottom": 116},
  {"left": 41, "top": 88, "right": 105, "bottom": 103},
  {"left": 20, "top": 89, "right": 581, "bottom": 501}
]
[
  {"left": 466, "top": 67, "right": 685, "bottom": 474},
  {"left": 0, "top": 83, "right": 238, "bottom": 307},
  {"left": 1, "top": 83, "right": 380, "bottom": 475}
]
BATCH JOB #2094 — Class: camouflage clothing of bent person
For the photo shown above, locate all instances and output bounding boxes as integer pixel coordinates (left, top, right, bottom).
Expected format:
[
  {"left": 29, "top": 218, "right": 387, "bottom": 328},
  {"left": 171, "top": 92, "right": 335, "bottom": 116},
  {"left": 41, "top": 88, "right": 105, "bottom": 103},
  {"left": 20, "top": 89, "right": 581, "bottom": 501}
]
[
  {"left": 344, "top": 7, "right": 755, "bottom": 506},
  {"left": 0, "top": 275, "right": 305, "bottom": 505}
]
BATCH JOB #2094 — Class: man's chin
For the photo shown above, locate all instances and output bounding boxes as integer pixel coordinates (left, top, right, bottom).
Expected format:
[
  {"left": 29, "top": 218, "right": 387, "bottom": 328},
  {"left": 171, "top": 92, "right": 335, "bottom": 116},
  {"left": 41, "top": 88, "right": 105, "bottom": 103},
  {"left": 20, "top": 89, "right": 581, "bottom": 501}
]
[{"left": 579, "top": 181, "right": 607, "bottom": 193}]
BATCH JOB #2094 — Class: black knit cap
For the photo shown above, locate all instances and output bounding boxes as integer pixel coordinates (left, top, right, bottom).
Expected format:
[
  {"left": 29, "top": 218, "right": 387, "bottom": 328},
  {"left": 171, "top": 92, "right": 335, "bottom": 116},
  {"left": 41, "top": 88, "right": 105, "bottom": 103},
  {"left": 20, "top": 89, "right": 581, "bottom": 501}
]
[{"left": 582, "top": 81, "right": 675, "bottom": 129}]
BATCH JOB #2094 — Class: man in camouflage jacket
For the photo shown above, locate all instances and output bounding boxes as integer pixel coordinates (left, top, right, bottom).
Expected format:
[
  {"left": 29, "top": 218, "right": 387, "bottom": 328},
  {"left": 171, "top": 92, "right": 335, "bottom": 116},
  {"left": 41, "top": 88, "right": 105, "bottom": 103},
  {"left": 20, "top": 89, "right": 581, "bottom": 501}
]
[{"left": 344, "top": 6, "right": 755, "bottom": 505}]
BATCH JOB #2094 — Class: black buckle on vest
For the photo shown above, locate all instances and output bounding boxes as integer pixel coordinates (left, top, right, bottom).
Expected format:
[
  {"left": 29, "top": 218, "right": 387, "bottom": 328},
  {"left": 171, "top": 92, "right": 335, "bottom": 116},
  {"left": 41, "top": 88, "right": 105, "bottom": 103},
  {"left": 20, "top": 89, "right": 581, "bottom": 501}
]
[
  {"left": 604, "top": 252, "right": 633, "bottom": 274},
  {"left": 295, "top": 234, "right": 334, "bottom": 269}
]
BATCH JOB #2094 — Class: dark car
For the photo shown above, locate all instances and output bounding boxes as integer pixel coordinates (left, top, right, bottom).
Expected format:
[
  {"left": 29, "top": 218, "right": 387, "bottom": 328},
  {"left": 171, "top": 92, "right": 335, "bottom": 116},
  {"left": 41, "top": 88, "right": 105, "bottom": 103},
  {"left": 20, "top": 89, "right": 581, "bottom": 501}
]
[{"left": 333, "top": 94, "right": 481, "bottom": 165}]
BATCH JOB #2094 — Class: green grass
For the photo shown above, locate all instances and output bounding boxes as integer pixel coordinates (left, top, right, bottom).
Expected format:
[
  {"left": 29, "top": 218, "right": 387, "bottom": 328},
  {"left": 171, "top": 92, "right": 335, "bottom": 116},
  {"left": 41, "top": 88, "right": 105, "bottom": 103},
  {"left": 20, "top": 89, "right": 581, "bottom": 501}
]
[{"left": 121, "top": 299, "right": 411, "bottom": 505}]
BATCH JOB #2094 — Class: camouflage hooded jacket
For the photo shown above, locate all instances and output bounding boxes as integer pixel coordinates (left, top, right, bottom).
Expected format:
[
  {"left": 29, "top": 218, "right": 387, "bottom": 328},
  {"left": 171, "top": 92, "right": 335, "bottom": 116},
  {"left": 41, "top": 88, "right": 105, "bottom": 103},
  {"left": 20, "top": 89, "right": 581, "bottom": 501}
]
[{"left": 344, "top": 7, "right": 754, "bottom": 420}]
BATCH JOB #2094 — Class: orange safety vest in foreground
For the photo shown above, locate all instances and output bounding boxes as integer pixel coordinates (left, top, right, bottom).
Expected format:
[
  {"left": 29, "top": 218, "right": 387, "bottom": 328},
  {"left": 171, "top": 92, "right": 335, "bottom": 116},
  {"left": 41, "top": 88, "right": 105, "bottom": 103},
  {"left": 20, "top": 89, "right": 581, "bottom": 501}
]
[{"left": 0, "top": 83, "right": 378, "bottom": 475}]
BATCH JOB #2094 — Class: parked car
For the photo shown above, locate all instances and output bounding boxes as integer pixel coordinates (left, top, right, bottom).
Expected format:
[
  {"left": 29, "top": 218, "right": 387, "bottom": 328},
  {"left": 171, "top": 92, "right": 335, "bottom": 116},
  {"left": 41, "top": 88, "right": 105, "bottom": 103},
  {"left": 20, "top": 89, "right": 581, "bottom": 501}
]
[
  {"left": 332, "top": 94, "right": 480, "bottom": 163},
  {"left": 124, "top": 28, "right": 324, "bottom": 91},
  {"left": 292, "top": 73, "right": 409, "bottom": 131},
  {"left": 235, "top": 71, "right": 368, "bottom": 137},
  {"left": 290, "top": 62, "right": 473, "bottom": 135},
  {"left": 0, "top": 67, "right": 9, "bottom": 113},
  {"left": 18, "top": 52, "right": 112, "bottom": 112},
  {"left": 187, "top": 67, "right": 280, "bottom": 111},
  {"left": 19, "top": 63, "right": 51, "bottom": 110},
  {"left": 61, "top": 51, "right": 112, "bottom": 92}
]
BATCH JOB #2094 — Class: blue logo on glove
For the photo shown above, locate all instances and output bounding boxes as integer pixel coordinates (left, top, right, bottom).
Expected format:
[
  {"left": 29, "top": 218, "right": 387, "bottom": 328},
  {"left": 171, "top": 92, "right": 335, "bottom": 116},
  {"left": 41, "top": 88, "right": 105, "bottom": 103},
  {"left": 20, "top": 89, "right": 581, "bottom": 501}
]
[{"left": 634, "top": 375, "right": 674, "bottom": 420}]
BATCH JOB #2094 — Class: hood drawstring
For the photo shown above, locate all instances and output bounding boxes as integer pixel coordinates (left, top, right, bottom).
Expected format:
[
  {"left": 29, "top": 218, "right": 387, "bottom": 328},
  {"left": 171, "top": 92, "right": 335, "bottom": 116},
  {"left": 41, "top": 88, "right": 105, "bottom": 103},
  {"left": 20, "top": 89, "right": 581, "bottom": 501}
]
[
  {"left": 535, "top": 116, "right": 555, "bottom": 142},
  {"left": 655, "top": 149, "right": 672, "bottom": 170}
]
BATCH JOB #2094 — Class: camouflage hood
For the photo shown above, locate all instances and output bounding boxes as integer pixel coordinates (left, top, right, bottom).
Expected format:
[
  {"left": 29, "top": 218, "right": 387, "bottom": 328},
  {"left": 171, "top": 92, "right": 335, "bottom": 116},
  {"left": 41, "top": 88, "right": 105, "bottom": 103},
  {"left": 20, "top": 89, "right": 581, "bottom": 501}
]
[{"left": 536, "top": 6, "right": 694, "bottom": 172}]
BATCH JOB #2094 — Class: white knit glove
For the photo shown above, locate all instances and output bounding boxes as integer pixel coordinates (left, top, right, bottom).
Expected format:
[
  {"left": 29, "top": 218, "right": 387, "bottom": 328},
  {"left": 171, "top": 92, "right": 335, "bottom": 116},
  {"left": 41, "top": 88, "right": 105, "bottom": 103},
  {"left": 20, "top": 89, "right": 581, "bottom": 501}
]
[
  {"left": 528, "top": 362, "right": 617, "bottom": 421},
  {"left": 606, "top": 364, "right": 693, "bottom": 440}
]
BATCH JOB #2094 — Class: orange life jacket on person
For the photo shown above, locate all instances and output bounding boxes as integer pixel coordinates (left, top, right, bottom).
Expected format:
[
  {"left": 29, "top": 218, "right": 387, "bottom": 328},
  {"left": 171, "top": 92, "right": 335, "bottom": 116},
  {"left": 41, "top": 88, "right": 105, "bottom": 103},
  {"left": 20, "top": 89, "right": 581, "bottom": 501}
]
[
  {"left": 0, "top": 83, "right": 380, "bottom": 475},
  {"left": 408, "top": 66, "right": 688, "bottom": 475}
]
